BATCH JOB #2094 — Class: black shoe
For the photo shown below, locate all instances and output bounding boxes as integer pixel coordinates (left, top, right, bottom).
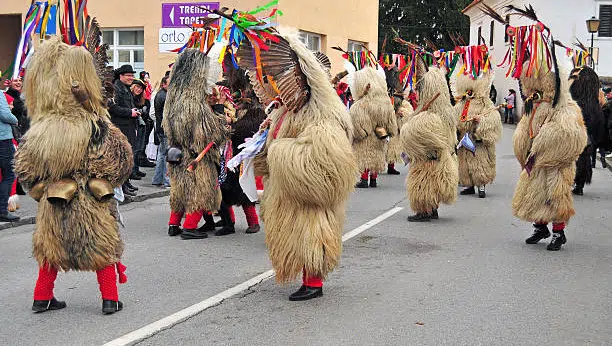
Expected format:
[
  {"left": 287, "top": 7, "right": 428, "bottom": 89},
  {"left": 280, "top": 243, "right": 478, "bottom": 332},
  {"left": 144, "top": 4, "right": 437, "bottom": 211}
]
[
  {"left": 197, "top": 221, "right": 216, "bottom": 232},
  {"left": 125, "top": 181, "right": 138, "bottom": 191},
  {"left": 289, "top": 285, "right": 323, "bottom": 301},
  {"left": 32, "top": 297, "right": 66, "bottom": 312},
  {"left": 168, "top": 225, "right": 182, "bottom": 236},
  {"left": 180, "top": 229, "right": 208, "bottom": 239},
  {"left": 215, "top": 226, "right": 236, "bottom": 236},
  {"left": 592, "top": 160, "right": 596, "bottom": 168},
  {"left": 122, "top": 186, "right": 136, "bottom": 197},
  {"left": 214, "top": 220, "right": 225, "bottom": 227},
  {"left": 136, "top": 170, "right": 146, "bottom": 178},
  {"left": 355, "top": 178, "right": 368, "bottom": 188},
  {"left": 245, "top": 224, "right": 260, "bottom": 234},
  {"left": 525, "top": 224, "right": 551, "bottom": 244},
  {"left": 129, "top": 174, "right": 142, "bottom": 181},
  {"left": 369, "top": 178, "right": 377, "bottom": 188},
  {"left": 387, "top": 165, "right": 401, "bottom": 175},
  {"left": 140, "top": 160, "right": 156, "bottom": 168},
  {"left": 547, "top": 231, "right": 567, "bottom": 251},
  {"left": 430, "top": 209, "right": 439, "bottom": 219},
  {"left": 407, "top": 212, "right": 432, "bottom": 222},
  {"left": 102, "top": 300, "right": 123, "bottom": 315},
  {"left": 460, "top": 186, "right": 476, "bottom": 195},
  {"left": 572, "top": 186, "right": 583, "bottom": 195},
  {"left": 478, "top": 186, "right": 486, "bottom": 198},
  {"left": 602, "top": 157, "right": 608, "bottom": 168},
  {"left": 0, "top": 212, "right": 20, "bottom": 222}
]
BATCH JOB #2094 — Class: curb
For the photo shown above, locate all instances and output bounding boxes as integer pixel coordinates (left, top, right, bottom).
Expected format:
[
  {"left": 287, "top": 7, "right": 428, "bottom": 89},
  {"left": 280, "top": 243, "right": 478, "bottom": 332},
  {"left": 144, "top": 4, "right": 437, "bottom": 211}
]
[{"left": 0, "top": 189, "right": 169, "bottom": 231}]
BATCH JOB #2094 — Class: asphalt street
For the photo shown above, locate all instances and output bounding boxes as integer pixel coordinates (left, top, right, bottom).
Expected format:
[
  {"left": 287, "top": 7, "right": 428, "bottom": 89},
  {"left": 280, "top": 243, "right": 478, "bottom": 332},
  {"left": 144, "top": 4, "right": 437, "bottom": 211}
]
[{"left": 1, "top": 124, "right": 611, "bottom": 346}]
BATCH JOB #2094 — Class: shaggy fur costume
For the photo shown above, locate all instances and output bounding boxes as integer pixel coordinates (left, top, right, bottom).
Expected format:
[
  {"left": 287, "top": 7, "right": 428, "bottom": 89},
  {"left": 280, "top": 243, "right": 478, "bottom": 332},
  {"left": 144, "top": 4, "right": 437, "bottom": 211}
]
[
  {"left": 386, "top": 99, "right": 414, "bottom": 163},
  {"left": 14, "top": 38, "right": 133, "bottom": 271},
  {"left": 512, "top": 67, "right": 587, "bottom": 223},
  {"left": 350, "top": 67, "right": 397, "bottom": 172},
  {"left": 163, "top": 49, "right": 227, "bottom": 214},
  {"left": 402, "top": 67, "right": 459, "bottom": 213},
  {"left": 454, "top": 72, "right": 503, "bottom": 186},
  {"left": 254, "top": 30, "right": 357, "bottom": 283}
]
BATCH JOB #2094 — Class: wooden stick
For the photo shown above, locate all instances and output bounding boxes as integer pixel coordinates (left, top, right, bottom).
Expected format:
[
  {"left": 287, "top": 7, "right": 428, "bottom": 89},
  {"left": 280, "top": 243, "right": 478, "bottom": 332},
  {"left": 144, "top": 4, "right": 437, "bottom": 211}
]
[{"left": 187, "top": 141, "right": 215, "bottom": 172}]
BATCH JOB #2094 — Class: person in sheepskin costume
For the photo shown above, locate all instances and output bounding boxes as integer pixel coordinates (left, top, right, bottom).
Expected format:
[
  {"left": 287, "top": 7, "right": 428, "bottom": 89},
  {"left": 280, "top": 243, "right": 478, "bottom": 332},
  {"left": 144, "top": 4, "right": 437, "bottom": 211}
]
[
  {"left": 163, "top": 47, "right": 228, "bottom": 240},
  {"left": 453, "top": 45, "right": 503, "bottom": 198},
  {"left": 349, "top": 67, "right": 397, "bottom": 188},
  {"left": 231, "top": 23, "right": 357, "bottom": 300},
  {"left": 15, "top": 35, "right": 133, "bottom": 314},
  {"left": 484, "top": 5, "right": 588, "bottom": 251},
  {"left": 401, "top": 49, "right": 459, "bottom": 222}
]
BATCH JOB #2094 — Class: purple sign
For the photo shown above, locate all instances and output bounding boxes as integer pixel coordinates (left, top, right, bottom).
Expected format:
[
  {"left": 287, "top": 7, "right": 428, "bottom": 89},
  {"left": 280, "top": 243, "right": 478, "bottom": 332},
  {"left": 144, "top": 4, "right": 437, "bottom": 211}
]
[{"left": 162, "top": 2, "right": 220, "bottom": 28}]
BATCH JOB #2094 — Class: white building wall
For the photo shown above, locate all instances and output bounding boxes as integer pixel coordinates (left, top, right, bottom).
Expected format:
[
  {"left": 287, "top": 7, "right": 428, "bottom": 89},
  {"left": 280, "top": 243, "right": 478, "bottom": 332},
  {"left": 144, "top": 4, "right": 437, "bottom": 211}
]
[{"left": 465, "top": 0, "right": 608, "bottom": 118}]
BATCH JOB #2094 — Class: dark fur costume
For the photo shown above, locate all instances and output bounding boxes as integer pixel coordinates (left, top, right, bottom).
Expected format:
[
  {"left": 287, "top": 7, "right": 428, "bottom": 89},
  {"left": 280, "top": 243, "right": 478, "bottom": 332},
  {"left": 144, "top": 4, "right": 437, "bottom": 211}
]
[
  {"left": 163, "top": 49, "right": 227, "bottom": 213},
  {"left": 569, "top": 67, "right": 604, "bottom": 187}
]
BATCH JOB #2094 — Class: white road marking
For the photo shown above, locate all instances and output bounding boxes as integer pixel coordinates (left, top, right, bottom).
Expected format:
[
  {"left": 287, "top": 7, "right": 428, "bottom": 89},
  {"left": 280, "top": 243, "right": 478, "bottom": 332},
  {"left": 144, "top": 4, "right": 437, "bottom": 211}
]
[{"left": 103, "top": 206, "right": 404, "bottom": 346}]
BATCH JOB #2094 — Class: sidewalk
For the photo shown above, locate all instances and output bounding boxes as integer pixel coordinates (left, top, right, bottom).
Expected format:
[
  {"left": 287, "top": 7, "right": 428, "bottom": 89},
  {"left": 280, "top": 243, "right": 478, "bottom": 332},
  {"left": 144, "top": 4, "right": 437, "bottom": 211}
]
[{"left": 0, "top": 167, "right": 169, "bottom": 231}]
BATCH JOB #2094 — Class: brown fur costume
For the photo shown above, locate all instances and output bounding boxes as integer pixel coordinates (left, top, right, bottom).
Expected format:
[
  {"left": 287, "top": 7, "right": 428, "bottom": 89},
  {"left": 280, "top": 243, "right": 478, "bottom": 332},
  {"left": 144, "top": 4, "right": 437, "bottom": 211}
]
[
  {"left": 386, "top": 99, "right": 414, "bottom": 163},
  {"left": 454, "top": 72, "right": 503, "bottom": 186},
  {"left": 14, "top": 38, "right": 133, "bottom": 271},
  {"left": 402, "top": 67, "right": 459, "bottom": 213},
  {"left": 254, "top": 30, "right": 357, "bottom": 283},
  {"left": 349, "top": 67, "right": 397, "bottom": 172},
  {"left": 162, "top": 48, "right": 227, "bottom": 214},
  {"left": 512, "top": 68, "right": 587, "bottom": 223}
]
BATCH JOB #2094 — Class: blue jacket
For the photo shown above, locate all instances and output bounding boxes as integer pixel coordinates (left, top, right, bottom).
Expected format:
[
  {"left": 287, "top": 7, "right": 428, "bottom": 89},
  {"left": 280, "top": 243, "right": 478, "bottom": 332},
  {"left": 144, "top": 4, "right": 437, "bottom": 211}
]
[{"left": 0, "top": 93, "right": 18, "bottom": 140}]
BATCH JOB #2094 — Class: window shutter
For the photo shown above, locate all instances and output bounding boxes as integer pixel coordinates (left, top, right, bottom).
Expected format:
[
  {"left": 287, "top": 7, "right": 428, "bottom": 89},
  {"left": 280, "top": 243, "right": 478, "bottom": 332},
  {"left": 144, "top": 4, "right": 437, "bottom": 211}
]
[{"left": 600, "top": 5, "right": 612, "bottom": 37}]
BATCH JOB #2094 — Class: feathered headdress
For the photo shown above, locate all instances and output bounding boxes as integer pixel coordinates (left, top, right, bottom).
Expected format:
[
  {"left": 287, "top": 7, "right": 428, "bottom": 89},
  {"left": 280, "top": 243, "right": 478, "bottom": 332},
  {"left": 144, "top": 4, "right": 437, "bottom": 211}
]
[{"left": 482, "top": 4, "right": 562, "bottom": 106}]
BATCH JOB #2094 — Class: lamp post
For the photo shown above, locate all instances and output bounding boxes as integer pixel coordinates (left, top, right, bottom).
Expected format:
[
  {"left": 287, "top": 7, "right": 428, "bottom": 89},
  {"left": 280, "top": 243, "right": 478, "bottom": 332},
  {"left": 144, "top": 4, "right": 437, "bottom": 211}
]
[{"left": 586, "top": 16, "right": 601, "bottom": 68}]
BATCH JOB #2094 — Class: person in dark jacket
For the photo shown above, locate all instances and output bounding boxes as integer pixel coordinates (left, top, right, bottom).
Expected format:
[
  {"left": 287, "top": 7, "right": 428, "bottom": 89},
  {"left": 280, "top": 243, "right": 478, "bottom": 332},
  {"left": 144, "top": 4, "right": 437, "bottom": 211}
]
[
  {"left": 4, "top": 77, "right": 29, "bottom": 140},
  {"left": 131, "top": 79, "right": 149, "bottom": 176},
  {"left": 152, "top": 76, "right": 170, "bottom": 187},
  {"left": 138, "top": 71, "right": 155, "bottom": 167},
  {"left": 108, "top": 64, "right": 140, "bottom": 196}
]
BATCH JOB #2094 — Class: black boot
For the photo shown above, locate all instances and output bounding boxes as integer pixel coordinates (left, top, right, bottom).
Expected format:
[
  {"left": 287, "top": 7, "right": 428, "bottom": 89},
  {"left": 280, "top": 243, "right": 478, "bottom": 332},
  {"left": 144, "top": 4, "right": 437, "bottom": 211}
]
[
  {"left": 525, "top": 224, "right": 551, "bottom": 244},
  {"left": 592, "top": 158, "right": 597, "bottom": 168},
  {"left": 32, "top": 297, "right": 66, "bottom": 312},
  {"left": 125, "top": 181, "right": 138, "bottom": 191},
  {"left": 215, "top": 202, "right": 236, "bottom": 236},
  {"left": 460, "top": 186, "right": 476, "bottom": 195},
  {"left": 180, "top": 228, "right": 208, "bottom": 239},
  {"left": 602, "top": 156, "right": 608, "bottom": 168},
  {"left": 407, "top": 212, "right": 432, "bottom": 222},
  {"left": 129, "top": 173, "right": 142, "bottom": 180},
  {"left": 215, "top": 225, "right": 236, "bottom": 236},
  {"left": 289, "top": 285, "right": 323, "bottom": 301},
  {"left": 572, "top": 186, "right": 584, "bottom": 195},
  {"left": 197, "top": 213, "right": 216, "bottom": 232},
  {"left": 387, "top": 164, "right": 401, "bottom": 175},
  {"left": 122, "top": 185, "right": 136, "bottom": 197},
  {"left": 355, "top": 178, "right": 368, "bottom": 188},
  {"left": 430, "top": 209, "right": 439, "bottom": 220},
  {"left": 245, "top": 224, "right": 261, "bottom": 234},
  {"left": 168, "top": 225, "right": 182, "bottom": 237},
  {"left": 478, "top": 185, "right": 486, "bottom": 198},
  {"left": 102, "top": 300, "right": 123, "bottom": 315},
  {"left": 547, "top": 230, "right": 567, "bottom": 251},
  {"left": 369, "top": 177, "right": 377, "bottom": 188}
]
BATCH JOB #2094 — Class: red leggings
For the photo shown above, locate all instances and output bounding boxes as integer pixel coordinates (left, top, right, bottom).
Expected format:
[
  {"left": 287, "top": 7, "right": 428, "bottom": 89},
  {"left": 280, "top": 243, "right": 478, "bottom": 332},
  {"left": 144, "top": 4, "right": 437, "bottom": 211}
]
[
  {"left": 34, "top": 263, "right": 126, "bottom": 301},
  {"left": 360, "top": 169, "right": 378, "bottom": 180},
  {"left": 302, "top": 269, "right": 323, "bottom": 288},
  {"left": 169, "top": 210, "right": 204, "bottom": 230}
]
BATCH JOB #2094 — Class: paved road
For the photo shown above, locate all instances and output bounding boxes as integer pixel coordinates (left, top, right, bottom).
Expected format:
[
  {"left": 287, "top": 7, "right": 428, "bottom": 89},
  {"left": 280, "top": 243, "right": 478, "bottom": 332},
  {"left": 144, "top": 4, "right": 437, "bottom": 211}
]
[{"left": 1, "top": 125, "right": 611, "bottom": 346}]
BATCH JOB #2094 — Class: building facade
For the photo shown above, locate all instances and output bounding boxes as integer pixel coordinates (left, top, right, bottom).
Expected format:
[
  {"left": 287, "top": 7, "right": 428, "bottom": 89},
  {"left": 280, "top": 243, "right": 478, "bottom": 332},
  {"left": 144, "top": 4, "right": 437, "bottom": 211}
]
[
  {"left": 463, "top": 0, "right": 612, "bottom": 113},
  {"left": 1, "top": 0, "right": 379, "bottom": 83}
]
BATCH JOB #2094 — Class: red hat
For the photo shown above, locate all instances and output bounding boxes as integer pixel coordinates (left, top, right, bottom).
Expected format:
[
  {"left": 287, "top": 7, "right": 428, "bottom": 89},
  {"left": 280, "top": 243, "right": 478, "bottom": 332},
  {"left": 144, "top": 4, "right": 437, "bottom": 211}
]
[{"left": 4, "top": 92, "right": 14, "bottom": 104}]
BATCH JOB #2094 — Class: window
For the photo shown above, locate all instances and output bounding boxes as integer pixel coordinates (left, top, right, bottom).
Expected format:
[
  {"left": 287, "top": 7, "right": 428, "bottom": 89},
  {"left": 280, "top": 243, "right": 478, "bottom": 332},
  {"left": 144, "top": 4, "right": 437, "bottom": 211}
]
[
  {"left": 599, "top": 5, "right": 612, "bottom": 37},
  {"left": 348, "top": 40, "right": 366, "bottom": 52},
  {"left": 102, "top": 29, "right": 145, "bottom": 72},
  {"left": 489, "top": 21, "right": 494, "bottom": 46},
  {"left": 298, "top": 30, "right": 321, "bottom": 51}
]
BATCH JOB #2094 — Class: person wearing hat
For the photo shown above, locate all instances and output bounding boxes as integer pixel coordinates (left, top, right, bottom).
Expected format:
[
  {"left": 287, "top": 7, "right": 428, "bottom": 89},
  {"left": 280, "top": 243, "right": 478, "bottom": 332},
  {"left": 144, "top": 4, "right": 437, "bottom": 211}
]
[{"left": 108, "top": 64, "right": 141, "bottom": 196}]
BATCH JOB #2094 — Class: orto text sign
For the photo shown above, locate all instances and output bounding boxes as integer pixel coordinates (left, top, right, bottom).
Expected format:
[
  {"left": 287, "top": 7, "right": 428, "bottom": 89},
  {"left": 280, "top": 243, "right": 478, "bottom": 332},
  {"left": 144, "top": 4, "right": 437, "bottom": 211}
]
[
  {"left": 159, "top": 28, "right": 193, "bottom": 53},
  {"left": 161, "top": 2, "right": 220, "bottom": 28}
]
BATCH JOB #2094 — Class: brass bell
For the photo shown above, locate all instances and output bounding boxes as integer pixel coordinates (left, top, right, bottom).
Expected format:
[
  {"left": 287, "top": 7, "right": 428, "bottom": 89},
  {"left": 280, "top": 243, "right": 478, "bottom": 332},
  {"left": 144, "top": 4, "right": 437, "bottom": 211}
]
[
  {"left": 29, "top": 182, "right": 46, "bottom": 202},
  {"left": 375, "top": 126, "right": 389, "bottom": 140},
  {"left": 47, "top": 178, "right": 78, "bottom": 204},
  {"left": 87, "top": 178, "right": 115, "bottom": 202}
]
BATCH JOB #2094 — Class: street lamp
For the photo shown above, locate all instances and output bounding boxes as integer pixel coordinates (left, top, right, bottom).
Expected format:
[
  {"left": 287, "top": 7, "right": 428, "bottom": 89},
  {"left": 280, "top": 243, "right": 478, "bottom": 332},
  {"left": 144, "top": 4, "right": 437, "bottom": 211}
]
[{"left": 586, "top": 16, "right": 601, "bottom": 68}]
